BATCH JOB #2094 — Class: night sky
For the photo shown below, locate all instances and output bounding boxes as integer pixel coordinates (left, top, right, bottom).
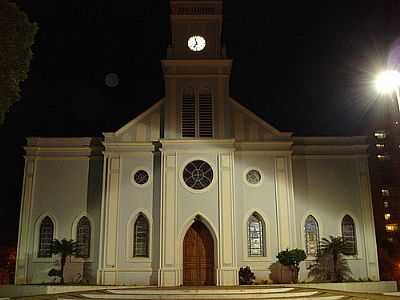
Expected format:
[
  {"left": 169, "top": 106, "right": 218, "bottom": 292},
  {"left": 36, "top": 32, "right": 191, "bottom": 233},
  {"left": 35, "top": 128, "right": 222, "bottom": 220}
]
[{"left": 1, "top": 0, "right": 400, "bottom": 245}]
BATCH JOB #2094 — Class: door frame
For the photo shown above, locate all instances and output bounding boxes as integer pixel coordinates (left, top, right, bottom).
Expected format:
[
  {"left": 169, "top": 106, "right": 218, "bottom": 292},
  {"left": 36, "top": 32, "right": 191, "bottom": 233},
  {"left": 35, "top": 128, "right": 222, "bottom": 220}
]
[{"left": 178, "top": 213, "right": 218, "bottom": 286}]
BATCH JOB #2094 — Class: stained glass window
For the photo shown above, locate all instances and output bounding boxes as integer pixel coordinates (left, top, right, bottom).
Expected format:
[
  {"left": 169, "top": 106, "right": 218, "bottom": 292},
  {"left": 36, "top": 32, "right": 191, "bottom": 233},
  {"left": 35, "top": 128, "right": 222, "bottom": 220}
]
[
  {"left": 247, "top": 213, "right": 265, "bottom": 257},
  {"left": 183, "top": 160, "right": 213, "bottom": 190},
  {"left": 246, "top": 170, "right": 261, "bottom": 185},
  {"left": 134, "top": 170, "right": 149, "bottom": 185},
  {"left": 77, "top": 216, "right": 91, "bottom": 258},
  {"left": 134, "top": 214, "right": 149, "bottom": 257},
  {"left": 305, "top": 215, "right": 319, "bottom": 257},
  {"left": 38, "top": 216, "right": 54, "bottom": 257},
  {"left": 342, "top": 215, "right": 357, "bottom": 255}
]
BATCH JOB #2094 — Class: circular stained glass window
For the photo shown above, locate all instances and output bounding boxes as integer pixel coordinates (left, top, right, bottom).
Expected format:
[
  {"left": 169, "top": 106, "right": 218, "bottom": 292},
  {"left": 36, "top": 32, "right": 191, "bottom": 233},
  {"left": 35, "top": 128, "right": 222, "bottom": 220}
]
[
  {"left": 183, "top": 160, "right": 213, "bottom": 190},
  {"left": 246, "top": 170, "right": 261, "bottom": 185},
  {"left": 134, "top": 170, "right": 149, "bottom": 185}
]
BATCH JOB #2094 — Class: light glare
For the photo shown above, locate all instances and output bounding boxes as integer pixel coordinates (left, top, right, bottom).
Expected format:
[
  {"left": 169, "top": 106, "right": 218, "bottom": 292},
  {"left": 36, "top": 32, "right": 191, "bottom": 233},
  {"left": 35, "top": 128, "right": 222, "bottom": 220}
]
[{"left": 375, "top": 70, "right": 400, "bottom": 94}]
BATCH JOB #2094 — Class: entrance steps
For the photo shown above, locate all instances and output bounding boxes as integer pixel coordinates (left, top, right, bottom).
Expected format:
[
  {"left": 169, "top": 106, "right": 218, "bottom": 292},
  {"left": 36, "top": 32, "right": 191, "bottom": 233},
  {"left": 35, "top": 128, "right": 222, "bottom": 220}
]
[{"left": 58, "top": 287, "right": 349, "bottom": 300}]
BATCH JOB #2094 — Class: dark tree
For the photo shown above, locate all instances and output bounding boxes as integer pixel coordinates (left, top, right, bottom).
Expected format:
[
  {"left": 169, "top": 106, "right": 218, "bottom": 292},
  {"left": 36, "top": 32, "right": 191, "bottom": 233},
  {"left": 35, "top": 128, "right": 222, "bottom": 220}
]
[
  {"left": 0, "top": 0, "right": 37, "bottom": 123},
  {"left": 50, "top": 239, "right": 78, "bottom": 284}
]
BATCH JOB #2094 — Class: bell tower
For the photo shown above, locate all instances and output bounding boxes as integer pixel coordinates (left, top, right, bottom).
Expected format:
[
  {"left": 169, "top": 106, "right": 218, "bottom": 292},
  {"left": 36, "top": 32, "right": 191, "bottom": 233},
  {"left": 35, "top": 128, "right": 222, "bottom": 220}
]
[
  {"left": 168, "top": 0, "right": 224, "bottom": 59},
  {"left": 162, "top": 0, "right": 232, "bottom": 139}
]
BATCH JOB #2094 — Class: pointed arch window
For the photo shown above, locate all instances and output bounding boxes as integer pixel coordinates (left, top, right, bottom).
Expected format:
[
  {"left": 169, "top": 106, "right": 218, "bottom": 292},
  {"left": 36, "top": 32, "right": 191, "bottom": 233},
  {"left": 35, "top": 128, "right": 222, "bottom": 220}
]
[
  {"left": 76, "top": 216, "right": 91, "bottom": 258},
  {"left": 305, "top": 215, "right": 319, "bottom": 257},
  {"left": 341, "top": 215, "right": 357, "bottom": 255},
  {"left": 134, "top": 214, "right": 149, "bottom": 257},
  {"left": 38, "top": 216, "right": 54, "bottom": 257},
  {"left": 247, "top": 213, "right": 265, "bottom": 257}
]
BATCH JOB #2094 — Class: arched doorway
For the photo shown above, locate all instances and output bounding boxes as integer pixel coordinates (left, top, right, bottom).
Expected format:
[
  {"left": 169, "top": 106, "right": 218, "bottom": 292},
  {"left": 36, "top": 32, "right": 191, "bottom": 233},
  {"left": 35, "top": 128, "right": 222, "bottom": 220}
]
[{"left": 183, "top": 220, "right": 214, "bottom": 286}]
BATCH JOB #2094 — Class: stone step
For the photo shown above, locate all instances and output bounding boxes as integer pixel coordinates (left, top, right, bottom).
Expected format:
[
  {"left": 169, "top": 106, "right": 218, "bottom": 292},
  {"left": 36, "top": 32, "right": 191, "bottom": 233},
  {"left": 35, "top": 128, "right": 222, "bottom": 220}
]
[
  {"left": 107, "top": 287, "right": 295, "bottom": 295},
  {"left": 72, "top": 291, "right": 338, "bottom": 300},
  {"left": 59, "top": 293, "right": 345, "bottom": 300}
]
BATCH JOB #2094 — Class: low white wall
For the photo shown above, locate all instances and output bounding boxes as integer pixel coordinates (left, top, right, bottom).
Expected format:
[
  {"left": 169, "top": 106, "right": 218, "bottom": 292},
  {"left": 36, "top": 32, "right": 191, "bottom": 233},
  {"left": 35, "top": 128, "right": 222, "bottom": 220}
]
[{"left": 289, "top": 281, "right": 398, "bottom": 293}]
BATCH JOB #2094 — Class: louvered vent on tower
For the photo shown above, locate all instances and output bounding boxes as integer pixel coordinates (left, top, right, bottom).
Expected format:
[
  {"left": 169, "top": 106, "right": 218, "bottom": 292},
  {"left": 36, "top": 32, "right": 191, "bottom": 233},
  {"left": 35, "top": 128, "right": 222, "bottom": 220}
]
[
  {"left": 199, "top": 89, "right": 213, "bottom": 137},
  {"left": 182, "top": 88, "right": 196, "bottom": 137}
]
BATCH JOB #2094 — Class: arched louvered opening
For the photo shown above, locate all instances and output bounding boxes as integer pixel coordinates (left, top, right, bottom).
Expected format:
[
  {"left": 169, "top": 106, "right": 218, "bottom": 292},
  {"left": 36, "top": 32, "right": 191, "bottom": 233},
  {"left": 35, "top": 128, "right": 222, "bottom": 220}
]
[
  {"left": 38, "top": 216, "right": 54, "bottom": 257},
  {"left": 134, "top": 214, "right": 150, "bottom": 257},
  {"left": 182, "top": 87, "right": 196, "bottom": 137},
  {"left": 341, "top": 215, "right": 357, "bottom": 255},
  {"left": 76, "top": 216, "right": 91, "bottom": 258},
  {"left": 198, "top": 88, "right": 213, "bottom": 137},
  {"left": 304, "top": 215, "right": 319, "bottom": 257},
  {"left": 247, "top": 213, "right": 265, "bottom": 257}
]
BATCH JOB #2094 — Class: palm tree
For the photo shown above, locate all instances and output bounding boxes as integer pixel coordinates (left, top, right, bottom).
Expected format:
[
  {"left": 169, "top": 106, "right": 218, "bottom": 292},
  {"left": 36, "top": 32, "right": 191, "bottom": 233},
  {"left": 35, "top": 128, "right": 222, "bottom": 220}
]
[
  {"left": 50, "top": 239, "right": 78, "bottom": 284},
  {"left": 319, "top": 236, "right": 350, "bottom": 282},
  {"left": 308, "top": 236, "right": 353, "bottom": 282}
]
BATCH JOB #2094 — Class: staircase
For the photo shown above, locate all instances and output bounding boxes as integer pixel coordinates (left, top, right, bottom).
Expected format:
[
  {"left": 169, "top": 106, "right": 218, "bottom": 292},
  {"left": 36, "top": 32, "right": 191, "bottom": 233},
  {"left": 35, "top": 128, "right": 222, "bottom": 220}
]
[{"left": 57, "top": 287, "right": 350, "bottom": 300}]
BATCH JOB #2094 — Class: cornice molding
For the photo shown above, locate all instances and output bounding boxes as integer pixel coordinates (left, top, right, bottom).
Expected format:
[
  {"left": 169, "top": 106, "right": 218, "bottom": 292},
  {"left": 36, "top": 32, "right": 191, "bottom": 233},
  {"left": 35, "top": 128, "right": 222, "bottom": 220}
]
[
  {"left": 160, "top": 138, "right": 235, "bottom": 152},
  {"left": 103, "top": 142, "right": 155, "bottom": 153},
  {"left": 293, "top": 136, "right": 369, "bottom": 156},
  {"left": 25, "top": 137, "right": 103, "bottom": 158}
]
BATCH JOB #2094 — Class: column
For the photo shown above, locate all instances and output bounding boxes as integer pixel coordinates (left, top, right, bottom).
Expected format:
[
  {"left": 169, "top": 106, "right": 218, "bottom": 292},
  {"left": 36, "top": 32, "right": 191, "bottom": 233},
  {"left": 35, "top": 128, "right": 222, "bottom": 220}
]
[
  {"left": 275, "top": 156, "right": 296, "bottom": 251},
  {"left": 98, "top": 155, "right": 120, "bottom": 284},
  {"left": 15, "top": 158, "right": 36, "bottom": 284},
  {"left": 358, "top": 157, "right": 380, "bottom": 280},
  {"left": 217, "top": 152, "right": 238, "bottom": 286},
  {"left": 158, "top": 152, "right": 179, "bottom": 286}
]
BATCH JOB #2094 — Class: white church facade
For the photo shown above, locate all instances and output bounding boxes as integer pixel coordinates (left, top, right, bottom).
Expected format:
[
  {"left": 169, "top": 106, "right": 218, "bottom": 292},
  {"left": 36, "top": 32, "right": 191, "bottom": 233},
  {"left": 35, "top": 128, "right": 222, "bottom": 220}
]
[{"left": 15, "top": 0, "right": 379, "bottom": 286}]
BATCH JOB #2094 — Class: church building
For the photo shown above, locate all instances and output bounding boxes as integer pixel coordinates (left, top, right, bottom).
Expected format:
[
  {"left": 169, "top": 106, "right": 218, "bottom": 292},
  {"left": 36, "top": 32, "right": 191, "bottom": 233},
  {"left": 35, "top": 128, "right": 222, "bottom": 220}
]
[{"left": 15, "top": 0, "right": 380, "bottom": 286}]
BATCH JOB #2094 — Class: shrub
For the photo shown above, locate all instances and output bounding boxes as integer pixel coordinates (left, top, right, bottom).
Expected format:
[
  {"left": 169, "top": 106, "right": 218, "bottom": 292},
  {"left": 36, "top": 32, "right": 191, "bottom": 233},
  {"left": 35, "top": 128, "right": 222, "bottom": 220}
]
[{"left": 239, "top": 266, "right": 255, "bottom": 285}]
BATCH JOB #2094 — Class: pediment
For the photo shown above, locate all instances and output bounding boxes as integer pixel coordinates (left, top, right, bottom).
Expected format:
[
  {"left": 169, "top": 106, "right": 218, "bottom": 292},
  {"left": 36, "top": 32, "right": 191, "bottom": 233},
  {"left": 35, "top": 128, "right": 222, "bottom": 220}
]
[
  {"left": 230, "top": 98, "right": 292, "bottom": 141},
  {"left": 104, "top": 100, "right": 163, "bottom": 143}
]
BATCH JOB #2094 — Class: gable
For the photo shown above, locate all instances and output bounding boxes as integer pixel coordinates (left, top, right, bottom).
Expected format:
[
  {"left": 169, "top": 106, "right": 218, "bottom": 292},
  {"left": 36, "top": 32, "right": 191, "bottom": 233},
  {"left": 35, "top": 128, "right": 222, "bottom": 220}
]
[
  {"left": 230, "top": 98, "right": 291, "bottom": 141},
  {"left": 104, "top": 100, "right": 163, "bottom": 142}
]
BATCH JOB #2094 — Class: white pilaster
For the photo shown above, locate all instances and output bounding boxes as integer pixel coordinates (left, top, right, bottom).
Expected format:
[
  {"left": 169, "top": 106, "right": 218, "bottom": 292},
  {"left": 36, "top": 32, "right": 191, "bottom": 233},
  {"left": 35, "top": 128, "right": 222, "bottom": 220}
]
[
  {"left": 274, "top": 156, "right": 296, "bottom": 251},
  {"left": 217, "top": 152, "right": 238, "bottom": 286},
  {"left": 15, "top": 158, "right": 36, "bottom": 284},
  {"left": 158, "top": 152, "right": 179, "bottom": 286},
  {"left": 358, "top": 157, "right": 380, "bottom": 280},
  {"left": 98, "top": 155, "right": 121, "bottom": 284}
]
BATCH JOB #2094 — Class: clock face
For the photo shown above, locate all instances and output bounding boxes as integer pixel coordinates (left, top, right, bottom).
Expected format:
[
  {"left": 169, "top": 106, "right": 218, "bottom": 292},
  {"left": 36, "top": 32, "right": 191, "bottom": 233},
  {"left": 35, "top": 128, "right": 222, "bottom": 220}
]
[{"left": 188, "top": 36, "right": 206, "bottom": 52}]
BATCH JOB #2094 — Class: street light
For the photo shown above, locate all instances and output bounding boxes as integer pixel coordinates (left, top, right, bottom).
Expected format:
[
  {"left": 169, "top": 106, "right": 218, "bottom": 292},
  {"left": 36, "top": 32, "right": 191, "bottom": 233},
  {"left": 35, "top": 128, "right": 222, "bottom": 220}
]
[{"left": 375, "top": 70, "right": 400, "bottom": 112}]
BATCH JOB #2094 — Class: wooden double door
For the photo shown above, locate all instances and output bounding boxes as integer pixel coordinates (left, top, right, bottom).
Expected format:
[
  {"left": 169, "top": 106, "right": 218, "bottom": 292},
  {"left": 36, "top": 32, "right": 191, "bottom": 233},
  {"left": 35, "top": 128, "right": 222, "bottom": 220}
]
[{"left": 183, "top": 220, "right": 215, "bottom": 286}]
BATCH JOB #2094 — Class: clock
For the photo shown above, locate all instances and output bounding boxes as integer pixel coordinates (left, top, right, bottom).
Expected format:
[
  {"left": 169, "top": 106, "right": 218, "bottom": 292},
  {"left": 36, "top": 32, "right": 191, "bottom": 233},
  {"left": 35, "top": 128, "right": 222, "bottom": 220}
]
[{"left": 188, "top": 35, "right": 206, "bottom": 52}]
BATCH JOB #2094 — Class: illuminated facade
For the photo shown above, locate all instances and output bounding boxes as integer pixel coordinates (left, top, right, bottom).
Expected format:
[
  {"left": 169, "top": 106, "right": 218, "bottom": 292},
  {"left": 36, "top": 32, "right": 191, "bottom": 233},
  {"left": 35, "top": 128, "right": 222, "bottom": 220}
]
[{"left": 15, "top": 0, "right": 380, "bottom": 286}]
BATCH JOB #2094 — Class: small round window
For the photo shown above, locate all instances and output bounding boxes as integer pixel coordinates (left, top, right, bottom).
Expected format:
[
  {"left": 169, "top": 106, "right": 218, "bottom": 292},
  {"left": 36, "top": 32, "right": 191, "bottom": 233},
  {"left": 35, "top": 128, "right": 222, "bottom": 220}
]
[
  {"left": 134, "top": 170, "right": 149, "bottom": 185},
  {"left": 183, "top": 160, "right": 213, "bottom": 190},
  {"left": 246, "top": 170, "right": 261, "bottom": 185}
]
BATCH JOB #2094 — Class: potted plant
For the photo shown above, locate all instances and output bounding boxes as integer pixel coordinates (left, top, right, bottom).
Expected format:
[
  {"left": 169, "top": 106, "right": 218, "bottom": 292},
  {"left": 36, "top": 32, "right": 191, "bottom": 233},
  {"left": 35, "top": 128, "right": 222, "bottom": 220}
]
[{"left": 276, "top": 249, "right": 306, "bottom": 283}]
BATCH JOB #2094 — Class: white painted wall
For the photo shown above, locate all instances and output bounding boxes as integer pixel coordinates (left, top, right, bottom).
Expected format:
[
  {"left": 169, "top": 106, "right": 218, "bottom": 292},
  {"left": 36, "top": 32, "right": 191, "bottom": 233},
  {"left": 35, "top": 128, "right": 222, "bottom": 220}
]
[
  {"left": 27, "top": 158, "right": 102, "bottom": 284},
  {"left": 234, "top": 152, "right": 278, "bottom": 282},
  {"left": 293, "top": 156, "right": 378, "bottom": 281}
]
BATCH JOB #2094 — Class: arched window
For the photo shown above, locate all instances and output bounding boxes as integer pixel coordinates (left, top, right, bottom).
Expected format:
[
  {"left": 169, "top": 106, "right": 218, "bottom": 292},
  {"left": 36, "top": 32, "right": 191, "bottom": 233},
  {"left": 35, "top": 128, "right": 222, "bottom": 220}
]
[
  {"left": 134, "top": 214, "right": 149, "bottom": 257},
  {"left": 305, "top": 215, "right": 319, "bottom": 257},
  {"left": 38, "top": 216, "right": 54, "bottom": 257},
  {"left": 341, "top": 215, "right": 357, "bottom": 255},
  {"left": 247, "top": 213, "right": 265, "bottom": 257},
  {"left": 76, "top": 216, "right": 91, "bottom": 258}
]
